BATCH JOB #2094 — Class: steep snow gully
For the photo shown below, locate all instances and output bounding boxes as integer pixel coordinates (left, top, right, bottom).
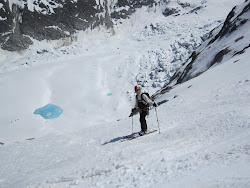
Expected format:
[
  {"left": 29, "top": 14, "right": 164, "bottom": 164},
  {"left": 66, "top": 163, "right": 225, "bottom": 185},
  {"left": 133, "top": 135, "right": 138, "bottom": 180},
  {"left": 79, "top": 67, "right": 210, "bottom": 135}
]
[{"left": 0, "top": 0, "right": 250, "bottom": 188}]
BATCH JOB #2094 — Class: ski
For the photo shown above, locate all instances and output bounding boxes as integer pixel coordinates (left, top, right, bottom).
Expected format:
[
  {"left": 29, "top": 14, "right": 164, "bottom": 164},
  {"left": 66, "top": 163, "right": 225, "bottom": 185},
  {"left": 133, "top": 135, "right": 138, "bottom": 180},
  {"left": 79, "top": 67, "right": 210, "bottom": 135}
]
[
  {"left": 157, "top": 99, "right": 168, "bottom": 106},
  {"left": 121, "top": 130, "right": 157, "bottom": 142}
]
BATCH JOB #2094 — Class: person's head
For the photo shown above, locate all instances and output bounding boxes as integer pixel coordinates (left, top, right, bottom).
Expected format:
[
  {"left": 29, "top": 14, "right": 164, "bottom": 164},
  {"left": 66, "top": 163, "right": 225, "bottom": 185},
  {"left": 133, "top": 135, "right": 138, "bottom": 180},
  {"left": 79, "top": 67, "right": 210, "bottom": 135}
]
[{"left": 134, "top": 85, "right": 141, "bottom": 94}]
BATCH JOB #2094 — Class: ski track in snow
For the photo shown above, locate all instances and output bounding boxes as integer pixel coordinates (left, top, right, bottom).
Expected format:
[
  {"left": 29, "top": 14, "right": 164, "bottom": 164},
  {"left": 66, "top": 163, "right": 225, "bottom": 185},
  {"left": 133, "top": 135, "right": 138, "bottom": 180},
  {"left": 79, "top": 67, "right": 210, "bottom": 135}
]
[{"left": 0, "top": 0, "right": 249, "bottom": 187}]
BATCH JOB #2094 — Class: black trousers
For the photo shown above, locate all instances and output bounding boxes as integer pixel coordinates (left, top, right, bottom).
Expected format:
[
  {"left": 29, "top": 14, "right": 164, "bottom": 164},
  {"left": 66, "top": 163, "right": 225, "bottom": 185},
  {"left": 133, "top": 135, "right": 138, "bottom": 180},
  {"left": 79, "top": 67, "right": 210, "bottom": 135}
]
[{"left": 140, "top": 110, "right": 147, "bottom": 132}]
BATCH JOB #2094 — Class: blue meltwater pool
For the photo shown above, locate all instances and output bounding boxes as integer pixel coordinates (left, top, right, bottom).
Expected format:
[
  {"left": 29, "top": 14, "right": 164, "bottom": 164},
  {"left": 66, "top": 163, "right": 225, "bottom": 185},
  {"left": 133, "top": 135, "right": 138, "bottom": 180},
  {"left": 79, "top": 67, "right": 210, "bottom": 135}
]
[{"left": 34, "top": 104, "right": 63, "bottom": 119}]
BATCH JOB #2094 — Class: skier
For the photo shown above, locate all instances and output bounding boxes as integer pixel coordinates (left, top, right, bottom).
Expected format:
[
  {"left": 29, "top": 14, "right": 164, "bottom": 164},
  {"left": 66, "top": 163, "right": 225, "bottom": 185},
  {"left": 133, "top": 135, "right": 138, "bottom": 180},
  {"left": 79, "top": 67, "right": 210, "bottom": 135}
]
[{"left": 132, "top": 85, "right": 157, "bottom": 136}]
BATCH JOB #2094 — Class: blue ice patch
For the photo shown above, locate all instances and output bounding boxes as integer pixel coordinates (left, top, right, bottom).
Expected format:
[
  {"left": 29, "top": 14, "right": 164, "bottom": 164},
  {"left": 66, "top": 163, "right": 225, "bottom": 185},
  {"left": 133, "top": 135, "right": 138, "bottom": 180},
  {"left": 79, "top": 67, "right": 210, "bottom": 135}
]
[
  {"left": 107, "top": 93, "right": 112, "bottom": 96},
  {"left": 34, "top": 104, "right": 63, "bottom": 119}
]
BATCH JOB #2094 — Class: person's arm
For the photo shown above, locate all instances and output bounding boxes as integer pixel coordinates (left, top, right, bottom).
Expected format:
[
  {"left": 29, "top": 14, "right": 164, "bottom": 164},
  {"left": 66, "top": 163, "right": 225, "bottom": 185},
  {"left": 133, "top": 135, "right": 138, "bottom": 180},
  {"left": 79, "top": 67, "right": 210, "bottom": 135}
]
[
  {"left": 135, "top": 96, "right": 138, "bottom": 108},
  {"left": 142, "top": 94, "right": 154, "bottom": 106}
]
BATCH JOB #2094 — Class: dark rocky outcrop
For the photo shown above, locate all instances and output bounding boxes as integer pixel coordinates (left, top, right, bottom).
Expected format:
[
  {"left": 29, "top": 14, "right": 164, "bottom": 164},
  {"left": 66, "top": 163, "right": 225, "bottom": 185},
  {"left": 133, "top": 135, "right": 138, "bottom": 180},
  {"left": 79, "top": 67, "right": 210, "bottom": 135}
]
[
  {"left": 0, "top": 0, "right": 157, "bottom": 51},
  {"left": 1, "top": 34, "right": 33, "bottom": 51},
  {"left": 163, "top": 7, "right": 180, "bottom": 16}
]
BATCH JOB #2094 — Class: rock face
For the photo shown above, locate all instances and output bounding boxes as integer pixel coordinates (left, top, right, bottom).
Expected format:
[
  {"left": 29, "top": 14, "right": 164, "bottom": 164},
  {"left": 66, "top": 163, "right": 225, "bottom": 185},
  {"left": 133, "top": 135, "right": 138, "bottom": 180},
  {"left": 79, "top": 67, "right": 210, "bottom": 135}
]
[{"left": 0, "top": 0, "right": 157, "bottom": 51}]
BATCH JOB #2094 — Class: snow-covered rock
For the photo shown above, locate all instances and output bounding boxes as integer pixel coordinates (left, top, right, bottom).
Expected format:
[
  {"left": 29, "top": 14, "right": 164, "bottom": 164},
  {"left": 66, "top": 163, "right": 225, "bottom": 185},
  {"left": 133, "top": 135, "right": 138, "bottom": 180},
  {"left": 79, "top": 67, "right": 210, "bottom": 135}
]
[{"left": 168, "top": 0, "right": 250, "bottom": 86}]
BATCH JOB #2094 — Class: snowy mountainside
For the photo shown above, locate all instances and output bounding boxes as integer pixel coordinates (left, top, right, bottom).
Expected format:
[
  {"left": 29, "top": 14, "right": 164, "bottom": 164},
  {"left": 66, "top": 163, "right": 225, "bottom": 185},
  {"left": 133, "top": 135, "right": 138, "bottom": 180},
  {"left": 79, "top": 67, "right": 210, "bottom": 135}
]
[
  {"left": 0, "top": 0, "right": 249, "bottom": 188},
  {"left": 152, "top": 0, "right": 250, "bottom": 98},
  {"left": 0, "top": 0, "right": 244, "bottom": 90},
  {"left": 0, "top": 0, "right": 241, "bottom": 52},
  {"left": 169, "top": 0, "right": 250, "bottom": 85}
]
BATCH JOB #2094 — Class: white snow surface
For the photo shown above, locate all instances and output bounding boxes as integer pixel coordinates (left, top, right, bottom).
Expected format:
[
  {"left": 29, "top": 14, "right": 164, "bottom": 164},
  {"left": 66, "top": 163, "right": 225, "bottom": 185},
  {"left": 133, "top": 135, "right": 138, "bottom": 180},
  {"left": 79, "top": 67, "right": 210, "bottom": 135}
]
[{"left": 0, "top": 0, "right": 249, "bottom": 187}]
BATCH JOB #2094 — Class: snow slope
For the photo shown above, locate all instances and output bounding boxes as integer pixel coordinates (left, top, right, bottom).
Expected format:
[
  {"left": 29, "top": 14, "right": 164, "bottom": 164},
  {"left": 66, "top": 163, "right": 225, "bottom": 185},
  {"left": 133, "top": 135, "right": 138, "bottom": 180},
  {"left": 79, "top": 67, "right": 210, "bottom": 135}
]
[
  {"left": 0, "top": 0, "right": 249, "bottom": 187},
  {"left": 0, "top": 46, "right": 249, "bottom": 188}
]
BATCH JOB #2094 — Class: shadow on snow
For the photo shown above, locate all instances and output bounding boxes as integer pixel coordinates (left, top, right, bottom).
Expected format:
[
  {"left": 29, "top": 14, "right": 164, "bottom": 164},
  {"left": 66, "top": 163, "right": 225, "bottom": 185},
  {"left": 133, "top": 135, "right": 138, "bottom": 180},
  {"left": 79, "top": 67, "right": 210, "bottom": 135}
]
[{"left": 102, "top": 132, "right": 138, "bottom": 145}]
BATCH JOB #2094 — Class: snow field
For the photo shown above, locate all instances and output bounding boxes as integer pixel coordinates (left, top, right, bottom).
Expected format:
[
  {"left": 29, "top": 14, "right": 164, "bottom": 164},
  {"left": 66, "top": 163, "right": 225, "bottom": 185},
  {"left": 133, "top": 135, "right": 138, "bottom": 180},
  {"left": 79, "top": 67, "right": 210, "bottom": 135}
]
[
  {"left": 0, "top": 0, "right": 249, "bottom": 187},
  {"left": 0, "top": 48, "right": 249, "bottom": 187}
]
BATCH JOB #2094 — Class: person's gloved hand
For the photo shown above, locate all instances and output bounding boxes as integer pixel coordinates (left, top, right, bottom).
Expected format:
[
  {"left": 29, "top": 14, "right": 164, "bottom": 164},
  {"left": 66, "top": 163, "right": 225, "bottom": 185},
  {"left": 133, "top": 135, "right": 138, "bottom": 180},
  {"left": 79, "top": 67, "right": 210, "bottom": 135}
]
[
  {"left": 131, "top": 108, "right": 136, "bottom": 112},
  {"left": 153, "top": 102, "right": 158, "bottom": 107}
]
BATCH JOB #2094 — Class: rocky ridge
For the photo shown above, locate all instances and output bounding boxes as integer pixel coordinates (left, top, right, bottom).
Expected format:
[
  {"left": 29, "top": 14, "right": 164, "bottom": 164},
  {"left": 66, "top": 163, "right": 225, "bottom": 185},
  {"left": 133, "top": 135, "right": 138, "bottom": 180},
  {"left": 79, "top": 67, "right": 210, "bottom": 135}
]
[{"left": 153, "top": 0, "right": 250, "bottom": 98}]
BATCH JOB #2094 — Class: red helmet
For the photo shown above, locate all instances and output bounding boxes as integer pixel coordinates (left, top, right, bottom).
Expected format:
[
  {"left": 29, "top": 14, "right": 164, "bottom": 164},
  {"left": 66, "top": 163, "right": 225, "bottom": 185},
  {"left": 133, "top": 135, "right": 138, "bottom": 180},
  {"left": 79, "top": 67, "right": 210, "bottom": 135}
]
[{"left": 134, "top": 85, "right": 141, "bottom": 92}]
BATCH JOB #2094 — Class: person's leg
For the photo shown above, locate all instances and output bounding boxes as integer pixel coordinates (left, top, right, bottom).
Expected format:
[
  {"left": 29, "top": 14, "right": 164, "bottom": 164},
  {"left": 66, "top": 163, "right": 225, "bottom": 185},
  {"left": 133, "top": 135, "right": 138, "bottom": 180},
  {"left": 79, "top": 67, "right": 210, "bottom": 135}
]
[{"left": 140, "top": 111, "right": 147, "bottom": 132}]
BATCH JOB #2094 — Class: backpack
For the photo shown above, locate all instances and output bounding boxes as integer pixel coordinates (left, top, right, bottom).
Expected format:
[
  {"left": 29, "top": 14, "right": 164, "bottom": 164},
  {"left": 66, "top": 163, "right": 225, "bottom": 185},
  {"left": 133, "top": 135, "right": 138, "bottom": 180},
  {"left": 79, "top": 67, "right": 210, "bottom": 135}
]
[
  {"left": 141, "top": 92, "right": 151, "bottom": 102},
  {"left": 138, "top": 92, "right": 151, "bottom": 107}
]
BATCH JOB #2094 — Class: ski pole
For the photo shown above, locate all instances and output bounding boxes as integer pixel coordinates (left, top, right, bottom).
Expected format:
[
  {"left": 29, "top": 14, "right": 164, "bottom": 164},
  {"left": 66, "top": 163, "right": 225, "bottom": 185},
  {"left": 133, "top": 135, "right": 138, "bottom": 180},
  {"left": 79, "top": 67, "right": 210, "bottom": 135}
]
[
  {"left": 132, "top": 115, "right": 134, "bottom": 133},
  {"left": 155, "top": 107, "right": 161, "bottom": 134}
]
